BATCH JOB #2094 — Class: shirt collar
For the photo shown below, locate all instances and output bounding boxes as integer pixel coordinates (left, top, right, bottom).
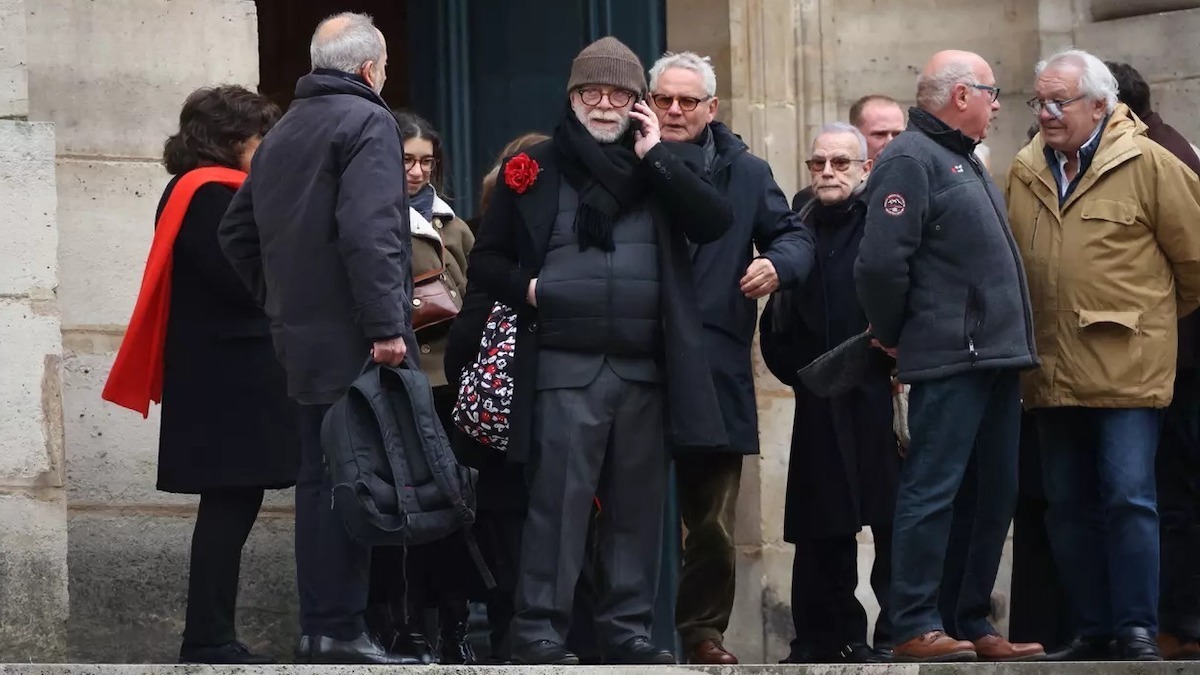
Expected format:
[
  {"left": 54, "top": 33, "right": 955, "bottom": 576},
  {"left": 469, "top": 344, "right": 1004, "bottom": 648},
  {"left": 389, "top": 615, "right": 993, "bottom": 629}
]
[{"left": 1048, "top": 119, "right": 1105, "bottom": 197}]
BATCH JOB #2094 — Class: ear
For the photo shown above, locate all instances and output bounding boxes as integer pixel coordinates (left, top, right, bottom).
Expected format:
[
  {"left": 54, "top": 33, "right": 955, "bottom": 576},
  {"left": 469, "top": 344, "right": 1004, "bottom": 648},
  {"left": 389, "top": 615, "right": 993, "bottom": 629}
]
[
  {"left": 1092, "top": 98, "right": 1108, "bottom": 121},
  {"left": 360, "top": 61, "right": 377, "bottom": 87},
  {"left": 955, "top": 84, "right": 971, "bottom": 111},
  {"left": 707, "top": 96, "right": 720, "bottom": 123},
  {"left": 862, "top": 158, "right": 875, "bottom": 177}
]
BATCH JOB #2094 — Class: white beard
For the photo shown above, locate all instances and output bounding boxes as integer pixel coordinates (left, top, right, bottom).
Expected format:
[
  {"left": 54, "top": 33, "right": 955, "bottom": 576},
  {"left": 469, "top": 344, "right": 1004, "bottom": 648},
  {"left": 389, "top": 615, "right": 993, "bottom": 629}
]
[{"left": 572, "top": 101, "right": 630, "bottom": 143}]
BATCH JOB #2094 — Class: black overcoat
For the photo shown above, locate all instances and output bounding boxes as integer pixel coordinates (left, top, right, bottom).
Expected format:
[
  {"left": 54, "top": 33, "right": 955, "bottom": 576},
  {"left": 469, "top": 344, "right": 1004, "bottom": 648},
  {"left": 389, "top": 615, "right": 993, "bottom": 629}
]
[
  {"left": 157, "top": 177, "right": 299, "bottom": 493},
  {"left": 760, "top": 196, "right": 899, "bottom": 541},
  {"left": 686, "top": 122, "right": 815, "bottom": 455},
  {"left": 466, "top": 137, "right": 733, "bottom": 464}
]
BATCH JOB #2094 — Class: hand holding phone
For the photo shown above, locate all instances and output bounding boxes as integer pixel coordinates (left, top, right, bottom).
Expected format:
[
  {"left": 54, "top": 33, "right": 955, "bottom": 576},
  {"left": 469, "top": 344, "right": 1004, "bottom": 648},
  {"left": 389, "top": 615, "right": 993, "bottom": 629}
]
[{"left": 629, "top": 99, "right": 661, "bottom": 159}]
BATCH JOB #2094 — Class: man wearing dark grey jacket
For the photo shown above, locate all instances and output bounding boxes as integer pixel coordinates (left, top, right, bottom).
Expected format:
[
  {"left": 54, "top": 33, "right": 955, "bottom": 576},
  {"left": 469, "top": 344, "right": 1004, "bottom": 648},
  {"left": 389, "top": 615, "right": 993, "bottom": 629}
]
[
  {"left": 854, "top": 50, "right": 1040, "bottom": 663},
  {"left": 219, "top": 12, "right": 416, "bottom": 665}
]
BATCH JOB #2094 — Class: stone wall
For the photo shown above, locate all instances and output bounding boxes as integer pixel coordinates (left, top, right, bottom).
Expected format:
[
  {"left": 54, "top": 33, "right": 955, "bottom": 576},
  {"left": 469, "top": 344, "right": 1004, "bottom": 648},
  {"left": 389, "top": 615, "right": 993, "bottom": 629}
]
[
  {"left": 21, "top": 0, "right": 296, "bottom": 662},
  {"left": 0, "top": 0, "right": 69, "bottom": 662}
]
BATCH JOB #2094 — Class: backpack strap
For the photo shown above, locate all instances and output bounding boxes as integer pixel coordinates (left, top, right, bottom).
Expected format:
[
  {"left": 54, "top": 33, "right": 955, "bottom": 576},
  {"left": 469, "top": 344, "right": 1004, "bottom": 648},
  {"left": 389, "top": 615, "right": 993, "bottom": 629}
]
[
  {"left": 389, "top": 367, "right": 474, "bottom": 522},
  {"left": 462, "top": 525, "right": 496, "bottom": 590}
]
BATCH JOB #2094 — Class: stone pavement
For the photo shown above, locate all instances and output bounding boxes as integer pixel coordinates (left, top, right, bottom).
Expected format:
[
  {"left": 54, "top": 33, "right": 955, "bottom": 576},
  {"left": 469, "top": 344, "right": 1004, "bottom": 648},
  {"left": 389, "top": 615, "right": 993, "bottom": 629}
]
[{"left": 0, "top": 664, "right": 1198, "bottom": 674}]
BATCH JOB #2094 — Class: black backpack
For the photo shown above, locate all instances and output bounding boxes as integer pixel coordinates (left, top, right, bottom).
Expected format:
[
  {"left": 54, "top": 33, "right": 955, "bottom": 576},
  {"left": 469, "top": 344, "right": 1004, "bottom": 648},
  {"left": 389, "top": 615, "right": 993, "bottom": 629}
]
[{"left": 321, "top": 363, "right": 493, "bottom": 585}]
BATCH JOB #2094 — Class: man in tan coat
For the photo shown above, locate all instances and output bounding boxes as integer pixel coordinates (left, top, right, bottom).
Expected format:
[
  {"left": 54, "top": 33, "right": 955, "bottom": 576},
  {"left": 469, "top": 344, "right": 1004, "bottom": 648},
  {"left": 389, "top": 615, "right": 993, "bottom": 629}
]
[{"left": 1006, "top": 49, "right": 1200, "bottom": 662}]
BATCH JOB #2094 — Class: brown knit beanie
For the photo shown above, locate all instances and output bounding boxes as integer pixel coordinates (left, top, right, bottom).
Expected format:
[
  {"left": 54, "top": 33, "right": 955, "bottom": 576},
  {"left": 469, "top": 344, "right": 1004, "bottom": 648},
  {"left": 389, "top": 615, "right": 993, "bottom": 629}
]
[{"left": 567, "top": 36, "right": 647, "bottom": 95}]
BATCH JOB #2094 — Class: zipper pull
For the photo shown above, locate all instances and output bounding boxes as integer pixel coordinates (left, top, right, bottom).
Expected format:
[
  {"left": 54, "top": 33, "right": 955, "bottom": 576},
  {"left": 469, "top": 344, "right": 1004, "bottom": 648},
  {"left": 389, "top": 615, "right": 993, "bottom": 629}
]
[{"left": 968, "top": 336, "right": 978, "bottom": 364}]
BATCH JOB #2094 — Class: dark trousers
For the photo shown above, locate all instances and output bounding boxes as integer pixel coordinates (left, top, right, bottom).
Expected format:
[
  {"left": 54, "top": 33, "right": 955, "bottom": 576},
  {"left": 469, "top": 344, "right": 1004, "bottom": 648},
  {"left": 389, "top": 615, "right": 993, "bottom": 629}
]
[
  {"left": 182, "top": 487, "right": 265, "bottom": 645},
  {"left": 296, "top": 403, "right": 370, "bottom": 639},
  {"left": 1160, "top": 371, "right": 1200, "bottom": 640},
  {"left": 1009, "top": 412, "right": 1071, "bottom": 647},
  {"left": 1037, "top": 407, "right": 1161, "bottom": 638},
  {"left": 675, "top": 452, "right": 742, "bottom": 649},
  {"left": 791, "top": 527, "right": 894, "bottom": 653},
  {"left": 511, "top": 363, "right": 667, "bottom": 648},
  {"left": 890, "top": 369, "right": 1021, "bottom": 644}
]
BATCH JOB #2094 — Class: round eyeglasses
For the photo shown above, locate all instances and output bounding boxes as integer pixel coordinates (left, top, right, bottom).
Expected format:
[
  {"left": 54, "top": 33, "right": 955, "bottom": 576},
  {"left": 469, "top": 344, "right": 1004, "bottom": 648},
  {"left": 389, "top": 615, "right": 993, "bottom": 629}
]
[
  {"left": 404, "top": 156, "right": 436, "bottom": 172},
  {"left": 1026, "top": 95, "right": 1085, "bottom": 119},
  {"left": 650, "top": 94, "right": 712, "bottom": 112},
  {"left": 577, "top": 87, "right": 635, "bottom": 108}
]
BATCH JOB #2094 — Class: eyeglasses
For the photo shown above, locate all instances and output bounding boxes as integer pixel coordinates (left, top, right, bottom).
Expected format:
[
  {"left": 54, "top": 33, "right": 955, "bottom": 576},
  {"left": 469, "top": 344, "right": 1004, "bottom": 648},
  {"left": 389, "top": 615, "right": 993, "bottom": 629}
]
[
  {"left": 577, "top": 87, "right": 635, "bottom": 108},
  {"left": 967, "top": 84, "right": 1001, "bottom": 103},
  {"left": 405, "top": 156, "right": 436, "bottom": 172},
  {"left": 1026, "top": 95, "right": 1085, "bottom": 119},
  {"left": 650, "top": 93, "right": 712, "bottom": 112},
  {"left": 805, "top": 157, "right": 865, "bottom": 173}
]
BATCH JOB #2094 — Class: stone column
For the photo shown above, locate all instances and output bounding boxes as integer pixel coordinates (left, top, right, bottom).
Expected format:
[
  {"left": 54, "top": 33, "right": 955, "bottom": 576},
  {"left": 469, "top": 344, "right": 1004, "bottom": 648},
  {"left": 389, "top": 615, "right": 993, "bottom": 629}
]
[
  {"left": 0, "top": 0, "right": 69, "bottom": 661},
  {"left": 22, "top": 0, "right": 290, "bottom": 662}
]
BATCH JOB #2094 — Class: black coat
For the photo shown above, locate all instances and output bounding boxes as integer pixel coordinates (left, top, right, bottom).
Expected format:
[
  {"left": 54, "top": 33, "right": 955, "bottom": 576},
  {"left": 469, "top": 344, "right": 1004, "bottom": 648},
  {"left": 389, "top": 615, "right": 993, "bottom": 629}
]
[
  {"left": 467, "top": 137, "right": 733, "bottom": 464},
  {"left": 157, "top": 178, "right": 299, "bottom": 493},
  {"left": 688, "top": 122, "right": 815, "bottom": 454},
  {"left": 219, "top": 70, "right": 415, "bottom": 405},
  {"left": 760, "top": 196, "right": 899, "bottom": 541}
]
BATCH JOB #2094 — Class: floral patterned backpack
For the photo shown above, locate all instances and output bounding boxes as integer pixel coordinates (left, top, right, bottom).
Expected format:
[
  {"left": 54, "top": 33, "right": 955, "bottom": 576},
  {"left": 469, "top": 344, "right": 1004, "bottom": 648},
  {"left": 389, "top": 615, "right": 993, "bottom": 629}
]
[{"left": 452, "top": 302, "right": 518, "bottom": 451}]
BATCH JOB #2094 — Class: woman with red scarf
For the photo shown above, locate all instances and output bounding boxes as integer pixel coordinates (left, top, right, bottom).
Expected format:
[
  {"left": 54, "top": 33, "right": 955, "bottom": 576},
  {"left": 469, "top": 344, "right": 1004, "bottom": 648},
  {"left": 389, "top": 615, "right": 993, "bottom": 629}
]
[{"left": 103, "top": 86, "right": 293, "bottom": 664}]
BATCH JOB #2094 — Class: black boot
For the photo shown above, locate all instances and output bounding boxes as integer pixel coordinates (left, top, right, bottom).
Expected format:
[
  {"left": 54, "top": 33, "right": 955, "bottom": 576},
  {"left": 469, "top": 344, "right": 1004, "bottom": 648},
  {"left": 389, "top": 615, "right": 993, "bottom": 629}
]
[
  {"left": 439, "top": 600, "right": 477, "bottom": 664},
  {"left": 393, "top": 625, "right": 438, "bottom": 665}
]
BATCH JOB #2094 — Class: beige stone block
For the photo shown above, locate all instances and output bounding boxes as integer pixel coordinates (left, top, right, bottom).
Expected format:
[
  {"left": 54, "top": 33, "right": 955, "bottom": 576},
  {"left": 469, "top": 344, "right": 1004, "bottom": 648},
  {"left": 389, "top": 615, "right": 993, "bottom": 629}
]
[
  {"left": 1073, "top": 9, "right": 1200, "bottom": 79},
  {"left": 25, "top": 0, "right": 258, "bottom": 158},
  {"left": 0, "top": 120, "right": 56, "bottom": 295},
  {"left": 67, "top": 511, "right": 296, "bottom": 662},
  {"left": 0, "top": 297, "right": 63, "bottom": 486},
  {"left": 724, "top": 545, "right": 765, "bottom": 661},
  {"left": 986, "top": 93, "right": 1043, "bottom": 179},
  {"left": 1153, "top": 79, "right": 1200, "bottom": 144},
  {"left": 56, "top": 158, "right": 165, "bottom": 328},
  {"left": 830, "top": 0, "right": 1041, "bottom": 99},
  {"left": 0, "top": 489, "right": 68, "bottom": 662},
  {"left": 0, "top": 0, "right": 28, "bottom": 118},
  {"left": 665, "top": 0, "right": 732, "bottom": 103}
]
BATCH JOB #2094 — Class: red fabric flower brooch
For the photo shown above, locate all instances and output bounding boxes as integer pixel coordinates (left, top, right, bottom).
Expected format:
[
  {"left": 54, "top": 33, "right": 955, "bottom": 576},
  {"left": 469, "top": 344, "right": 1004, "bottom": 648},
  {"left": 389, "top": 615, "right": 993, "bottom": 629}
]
[{"left": 503, "top": 153, "right": 540, "bottom": 194}]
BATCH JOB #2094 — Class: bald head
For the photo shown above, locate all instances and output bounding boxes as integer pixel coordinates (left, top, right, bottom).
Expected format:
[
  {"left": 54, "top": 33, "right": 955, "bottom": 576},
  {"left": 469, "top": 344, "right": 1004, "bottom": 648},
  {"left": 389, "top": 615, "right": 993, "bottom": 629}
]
[
  {"left": 310, "top": 12, "right": 387, "bottom": 94},
  {"left": 915, "top": 50, "right": 999, "bottom": 140}
]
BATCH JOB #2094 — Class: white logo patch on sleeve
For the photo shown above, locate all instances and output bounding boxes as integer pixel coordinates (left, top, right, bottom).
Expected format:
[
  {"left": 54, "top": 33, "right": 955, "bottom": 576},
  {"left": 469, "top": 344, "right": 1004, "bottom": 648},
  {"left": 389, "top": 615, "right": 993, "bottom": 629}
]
[{"left": 883, "top": 193, "right": 907, "bottom": 216}]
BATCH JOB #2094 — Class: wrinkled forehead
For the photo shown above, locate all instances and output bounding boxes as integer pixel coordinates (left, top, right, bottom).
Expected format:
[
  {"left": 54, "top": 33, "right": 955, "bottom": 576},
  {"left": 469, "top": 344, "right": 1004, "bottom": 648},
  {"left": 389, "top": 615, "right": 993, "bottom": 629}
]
[
  {"left": 1036, "top": 64, "right": 1082, "bottom": 98},
  {"left": 812, "top": 132, "right": 862, "bottom": 158}
]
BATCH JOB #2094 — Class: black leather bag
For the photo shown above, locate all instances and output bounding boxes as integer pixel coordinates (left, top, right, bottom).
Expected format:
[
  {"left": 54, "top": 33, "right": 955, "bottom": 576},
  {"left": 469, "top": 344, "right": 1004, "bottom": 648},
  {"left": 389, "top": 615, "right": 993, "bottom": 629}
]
[{"left": 797, "top": 329, "right": 874, "bottom": 398}]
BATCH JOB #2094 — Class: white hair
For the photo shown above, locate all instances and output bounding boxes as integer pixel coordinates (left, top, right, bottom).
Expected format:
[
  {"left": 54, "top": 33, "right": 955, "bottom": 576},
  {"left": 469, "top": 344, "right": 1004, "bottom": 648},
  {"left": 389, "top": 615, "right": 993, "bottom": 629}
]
[
  {"left": 916, "top": 60, "right": 978, "bottom": 110},
  {"left": 648, "top": 51, "right": 717, "bottom": 97},
  {"left": 813, "top": 122, "right": 868, "bottom": 160},
  {"left": 1035, "top": 48, "right": 1119, "bottom": 113},
  {"left": 310, "top": 12, "right": 384, "bottom": 73}
]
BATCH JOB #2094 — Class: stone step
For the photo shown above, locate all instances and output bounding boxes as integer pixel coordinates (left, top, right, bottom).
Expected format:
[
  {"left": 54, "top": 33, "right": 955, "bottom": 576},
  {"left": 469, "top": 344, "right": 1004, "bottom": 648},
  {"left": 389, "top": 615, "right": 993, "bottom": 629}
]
[{"left": 0, "top": 664, "right": 1197, "bottom": 674}]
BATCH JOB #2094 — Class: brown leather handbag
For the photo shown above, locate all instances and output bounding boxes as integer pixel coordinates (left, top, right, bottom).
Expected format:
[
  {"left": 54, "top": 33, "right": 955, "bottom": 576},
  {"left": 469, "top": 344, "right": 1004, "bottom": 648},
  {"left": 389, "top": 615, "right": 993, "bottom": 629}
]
[{"left": 412, "top": 265, "right": 460, "bottom": 330}]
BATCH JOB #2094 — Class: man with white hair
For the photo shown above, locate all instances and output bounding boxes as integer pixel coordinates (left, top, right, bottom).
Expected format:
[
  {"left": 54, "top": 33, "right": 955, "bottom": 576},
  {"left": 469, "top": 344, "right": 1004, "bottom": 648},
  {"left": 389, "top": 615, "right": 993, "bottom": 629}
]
[
  {"left": 855, "top": 50, "right": 1043, "bottom": 662},
  {"left": 1007, "top": 49, "right": 1200, "bottom": 662},
  {"left": 219, "top": 13, "right": 416, "bottom": 664},
  {"left": 646, "top": 50, "right": 815, "bottom": 665}
]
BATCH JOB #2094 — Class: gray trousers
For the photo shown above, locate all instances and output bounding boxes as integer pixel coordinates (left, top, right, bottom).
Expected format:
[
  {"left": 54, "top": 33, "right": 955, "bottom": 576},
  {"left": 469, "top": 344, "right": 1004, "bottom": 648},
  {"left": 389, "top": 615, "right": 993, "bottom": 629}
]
[{"left": 511, "top": 362, "right": 667, "bottom": 648}]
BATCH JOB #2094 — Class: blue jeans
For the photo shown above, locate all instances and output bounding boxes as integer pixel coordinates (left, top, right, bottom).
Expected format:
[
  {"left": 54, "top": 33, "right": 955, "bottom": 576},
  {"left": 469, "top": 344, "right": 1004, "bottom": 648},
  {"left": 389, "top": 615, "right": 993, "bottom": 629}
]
[
  {"left": 890, "top": 369, "right": 1021, "bottom": 643},
  {"left": 1036, "top": 407, "right": 1161, "bottom": 638}
]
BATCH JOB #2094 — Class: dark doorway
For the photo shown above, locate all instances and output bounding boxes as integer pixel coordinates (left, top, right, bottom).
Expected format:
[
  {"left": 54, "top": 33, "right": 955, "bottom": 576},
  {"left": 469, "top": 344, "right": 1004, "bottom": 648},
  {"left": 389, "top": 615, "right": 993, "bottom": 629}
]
[{"left": 255, "top": 1, "right": 409, "bottom": 111}]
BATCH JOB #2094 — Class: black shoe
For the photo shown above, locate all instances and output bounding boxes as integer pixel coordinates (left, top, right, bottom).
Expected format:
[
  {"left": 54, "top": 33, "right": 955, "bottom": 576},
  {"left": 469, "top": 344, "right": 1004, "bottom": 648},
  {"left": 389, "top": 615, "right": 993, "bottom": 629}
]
[
  {"left": 392, "top": 629, "right": 438, "bottom": 664},
  {"left": 299, "top": 632, "right": 422, "bottom": 665},
  {"left": 837, "top": 642, "right": 877, "bottom": 663},
  {"left": 179, "top": 641, "right": 274, "bottom": 664},
  {"left": 780, "top": 644, "right": 838, "bottom": 664},
  {"left": 1117, "top": 628, "right": 1163, "bottom": 661},
  {"left": 440, "top": 619, "right": 477, "bottom": 664},
  {"left": 871, "top": 646, "right": 894, "bottom": 663},
  {"left": 512, "top": 639, "right": 580, "bottom": 665},
  {"left": 1046, "top": 636, "right": 1114, "bottom": 661},
  {"left": 605, "top": 636, "right": 676, "bottom": 665}
]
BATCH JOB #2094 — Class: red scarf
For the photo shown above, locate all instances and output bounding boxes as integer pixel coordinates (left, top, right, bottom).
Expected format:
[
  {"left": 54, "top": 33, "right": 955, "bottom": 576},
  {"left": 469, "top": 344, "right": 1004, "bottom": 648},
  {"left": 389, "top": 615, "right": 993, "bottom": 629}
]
[{"left": 102, "top": 167, "right": 247, "bottom": 416}]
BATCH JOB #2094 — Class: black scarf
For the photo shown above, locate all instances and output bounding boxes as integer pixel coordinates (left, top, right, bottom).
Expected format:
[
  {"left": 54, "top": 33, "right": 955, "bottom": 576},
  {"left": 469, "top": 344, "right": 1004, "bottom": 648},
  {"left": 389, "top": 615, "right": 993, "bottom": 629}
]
[
  {"left": 553, "top": 104, "right": 649, "bottom": 251},
  {"left": 410, "top": 183, "right": 436, "bottom": 222}
]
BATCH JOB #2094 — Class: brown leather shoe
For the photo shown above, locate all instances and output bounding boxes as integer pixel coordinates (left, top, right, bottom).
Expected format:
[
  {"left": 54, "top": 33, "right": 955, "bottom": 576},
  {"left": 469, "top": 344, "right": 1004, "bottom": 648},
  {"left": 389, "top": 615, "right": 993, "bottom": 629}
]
[
  {"left": 1158, "top": 633, "right": 1200, "bottom": 661},
  {"left": 893, "top": 631, "right": 977, "bottom": 662},
  {"left": 973, "top": 634, "right": 1046, "bottom": 661},
  {"left": 687, "top": 639, "right": 738, "bottom": 665}
]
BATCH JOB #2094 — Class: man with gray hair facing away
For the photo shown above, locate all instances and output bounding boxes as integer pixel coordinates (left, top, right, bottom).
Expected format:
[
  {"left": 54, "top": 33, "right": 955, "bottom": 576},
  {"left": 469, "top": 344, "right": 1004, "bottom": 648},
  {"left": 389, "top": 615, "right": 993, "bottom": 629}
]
[
  {"left": 219, "top": 13, "right": 416, "bottom": 664},
  {"left": 646, "top": 50, "right": 815, "bottom": 665},
  {"left": 855, "top": 50, "right": 1043, "bottom": 662},
  {"left": 1007, "top": 49, "right": 1200, "bottom": 662}
]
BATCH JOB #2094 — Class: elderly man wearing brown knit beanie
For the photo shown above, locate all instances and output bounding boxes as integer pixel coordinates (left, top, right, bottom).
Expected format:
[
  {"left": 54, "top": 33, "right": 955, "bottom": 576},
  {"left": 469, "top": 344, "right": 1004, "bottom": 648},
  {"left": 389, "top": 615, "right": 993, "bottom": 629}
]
[{"left": 463, "top": 36, "right": 733, "bottom": 665}]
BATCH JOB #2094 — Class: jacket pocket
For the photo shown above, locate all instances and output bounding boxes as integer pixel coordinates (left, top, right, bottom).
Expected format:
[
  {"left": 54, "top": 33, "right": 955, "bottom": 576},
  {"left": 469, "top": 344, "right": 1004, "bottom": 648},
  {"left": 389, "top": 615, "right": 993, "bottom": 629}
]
[
  {"left": 1077, "top": 309, "right": 1141, "bottom": 334},
  {"left": 963, "top": 285, "right": 987, "bottom": 360},
  {"left": 1080, "top": 199, "right": 1138, "bottom": 227}
]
